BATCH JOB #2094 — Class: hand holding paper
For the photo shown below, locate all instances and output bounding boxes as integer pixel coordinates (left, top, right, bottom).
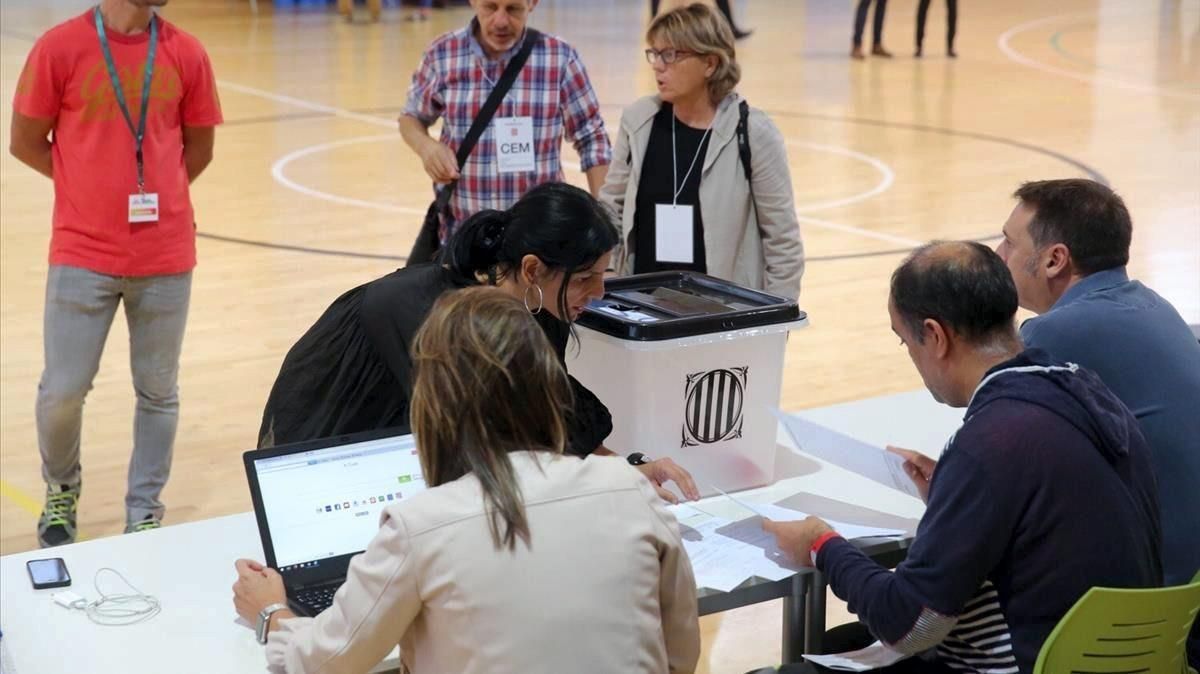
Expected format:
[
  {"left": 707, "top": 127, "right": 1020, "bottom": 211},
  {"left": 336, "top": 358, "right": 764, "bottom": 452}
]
[
  {"left": 886, "top": 445, "right": 936, "bottom": 502},
  {"left": 774, "top": 411, "right": 925, "bottom": 500}
]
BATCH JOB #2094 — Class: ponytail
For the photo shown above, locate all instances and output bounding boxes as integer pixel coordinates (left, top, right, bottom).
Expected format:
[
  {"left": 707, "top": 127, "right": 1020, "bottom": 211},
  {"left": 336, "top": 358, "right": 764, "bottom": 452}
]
[
  {"left": 443, "top": 183, "right": 619, "bottom": 317},
  {"left": 445, "top": 209, "right": 511, "bottom": 281}
]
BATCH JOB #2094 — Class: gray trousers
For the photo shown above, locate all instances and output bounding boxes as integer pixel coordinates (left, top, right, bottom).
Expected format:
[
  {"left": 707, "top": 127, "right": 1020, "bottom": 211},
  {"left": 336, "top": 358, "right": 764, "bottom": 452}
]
[{"left": 36, "top": 265, "right": 192, "bottom": 524}]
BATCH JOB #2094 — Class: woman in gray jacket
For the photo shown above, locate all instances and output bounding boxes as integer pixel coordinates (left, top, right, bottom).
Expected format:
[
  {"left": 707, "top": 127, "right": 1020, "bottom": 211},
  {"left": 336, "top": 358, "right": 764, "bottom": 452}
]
[{"left": 601, "top": 3, "right": 804, "bottom": 299}]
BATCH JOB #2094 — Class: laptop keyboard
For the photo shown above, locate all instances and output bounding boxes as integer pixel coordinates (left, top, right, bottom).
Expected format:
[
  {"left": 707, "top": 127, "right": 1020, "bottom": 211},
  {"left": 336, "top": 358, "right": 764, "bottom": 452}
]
[{"left": 293, "top": 582, "right": 342, "bottom": 615}]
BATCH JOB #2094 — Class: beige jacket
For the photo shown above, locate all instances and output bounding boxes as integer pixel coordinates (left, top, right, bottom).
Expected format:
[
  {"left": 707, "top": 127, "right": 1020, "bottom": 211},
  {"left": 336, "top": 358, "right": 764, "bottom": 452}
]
[
  {"left": 600, "top": 93, "right": 804, "bottom": 299},
  {"left": 265, "top": 452, "right": 700, "bottom": 674}
]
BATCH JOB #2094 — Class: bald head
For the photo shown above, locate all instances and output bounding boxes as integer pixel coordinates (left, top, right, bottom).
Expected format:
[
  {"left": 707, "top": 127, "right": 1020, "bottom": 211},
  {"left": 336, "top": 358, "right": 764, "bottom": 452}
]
[{"left": 890, "top": 241, "right": 1019, "bottom": 347}]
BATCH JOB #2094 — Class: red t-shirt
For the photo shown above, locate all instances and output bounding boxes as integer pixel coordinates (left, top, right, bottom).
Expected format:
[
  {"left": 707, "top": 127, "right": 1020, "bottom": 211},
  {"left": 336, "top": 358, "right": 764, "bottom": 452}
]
[{"left": 13, "top": 10, "right": 223, "bottom": 276}]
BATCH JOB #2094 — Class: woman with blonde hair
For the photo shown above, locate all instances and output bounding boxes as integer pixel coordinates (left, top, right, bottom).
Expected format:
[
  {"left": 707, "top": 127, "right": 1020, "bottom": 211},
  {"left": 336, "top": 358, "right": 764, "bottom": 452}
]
[
  {"left": 233, "top": 288, "right": 701, "bottom": 673},
  {"left": 602, "top": 3, "right": 803, "bottom": 299}
]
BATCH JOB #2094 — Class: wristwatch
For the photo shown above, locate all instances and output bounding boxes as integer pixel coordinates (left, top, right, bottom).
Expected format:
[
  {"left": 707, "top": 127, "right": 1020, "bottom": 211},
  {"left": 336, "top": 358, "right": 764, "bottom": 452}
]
[
  {"left": 256, "top": 602, "right": 290, "bottom": 644},
  {"left": 626, "top": 452, "right": 652, "bottom": 466}
]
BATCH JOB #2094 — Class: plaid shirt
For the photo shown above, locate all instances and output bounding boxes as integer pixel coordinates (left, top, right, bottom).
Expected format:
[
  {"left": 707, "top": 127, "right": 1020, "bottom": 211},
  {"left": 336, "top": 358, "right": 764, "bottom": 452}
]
[{"left": 403, "top": 19, "right": 612, "bottom": 237}]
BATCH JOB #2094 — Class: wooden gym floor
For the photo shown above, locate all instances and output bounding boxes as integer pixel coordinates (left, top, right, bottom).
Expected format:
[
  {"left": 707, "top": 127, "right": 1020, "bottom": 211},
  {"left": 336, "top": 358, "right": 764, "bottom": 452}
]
[{"left": 1, "top": 0, "right": 1197, "bottom": 671}]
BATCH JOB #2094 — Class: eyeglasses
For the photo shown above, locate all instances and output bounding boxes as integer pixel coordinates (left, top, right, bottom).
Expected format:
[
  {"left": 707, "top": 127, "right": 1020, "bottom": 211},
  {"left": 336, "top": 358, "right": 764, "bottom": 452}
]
[{"left": 644, "top": 48, "right": 698, "bottom": 65}]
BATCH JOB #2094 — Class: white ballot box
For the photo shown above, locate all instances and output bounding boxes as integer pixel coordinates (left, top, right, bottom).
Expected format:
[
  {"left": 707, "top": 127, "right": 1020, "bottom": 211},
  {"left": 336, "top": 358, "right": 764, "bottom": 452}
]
[{"left": 570, "top": 272, "right": 807, "bottom": 495}]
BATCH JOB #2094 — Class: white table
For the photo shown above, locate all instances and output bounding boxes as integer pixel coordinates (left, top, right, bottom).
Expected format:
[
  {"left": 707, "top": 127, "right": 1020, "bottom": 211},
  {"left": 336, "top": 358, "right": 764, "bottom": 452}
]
[
  {"left": 693, "top": 389, "right": 961, "bottom": 660},
  {"left": 0, "top": 389, "right": 963, "bottom": 673},
  {"left": 0, "top": 512, "right": 400, "bottom": 673}
]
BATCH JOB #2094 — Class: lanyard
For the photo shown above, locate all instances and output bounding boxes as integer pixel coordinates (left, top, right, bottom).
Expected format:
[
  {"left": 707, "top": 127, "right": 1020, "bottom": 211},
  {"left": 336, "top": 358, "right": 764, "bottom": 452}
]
[
  {"left": 670, "top": 112, "right": 712, "bottom": 206},
  {"left": 93, "top": 6, "right": 158, "bottom": 193},
  {"left": 476, "top": 61, "right": 507, "bottom": 118}
]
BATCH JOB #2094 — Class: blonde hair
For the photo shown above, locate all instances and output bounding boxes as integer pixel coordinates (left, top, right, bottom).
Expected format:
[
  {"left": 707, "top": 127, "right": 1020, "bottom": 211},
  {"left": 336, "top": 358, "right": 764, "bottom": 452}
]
[
  {"left": 647, "top": 3, "right": 741, "bottom": 104},
  {"left": 410, "top": 287, "right": 571, "bottom": 550}
]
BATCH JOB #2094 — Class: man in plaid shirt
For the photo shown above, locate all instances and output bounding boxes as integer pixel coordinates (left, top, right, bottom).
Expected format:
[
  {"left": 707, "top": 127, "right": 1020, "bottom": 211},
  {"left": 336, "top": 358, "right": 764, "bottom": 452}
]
[{"left": 399, "top": 0, "right": 612, "bottom": 240}]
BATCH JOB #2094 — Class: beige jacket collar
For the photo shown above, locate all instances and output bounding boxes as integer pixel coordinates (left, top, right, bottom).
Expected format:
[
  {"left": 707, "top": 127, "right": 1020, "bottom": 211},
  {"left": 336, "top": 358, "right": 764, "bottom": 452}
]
[{"left": 622, "top": 93, "right": 743, "bottom": 175}]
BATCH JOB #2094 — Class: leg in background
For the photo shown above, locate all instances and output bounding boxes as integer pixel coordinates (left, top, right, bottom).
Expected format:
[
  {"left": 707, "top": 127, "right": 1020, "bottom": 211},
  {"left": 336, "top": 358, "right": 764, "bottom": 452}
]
[
  {"left": 715, "top": 0, "right": 753, "bottom": 39},
  {"left": 871, "top": 0, "right": 892, "bottom": 57},
  {"left": 915, "top": 0, "right": 931, "bottom": 56},
  {"left": 122, "top": 272, "right": 192, "bottom": 528},
  {"left": 946, "top": 0, "right": 958, "bottom": 57},
  {"left": 852, "top": 0, "right": 872, "bottom": 58},
  {"left": 36, "top": 265, "right": 121, "bottom": 546}
]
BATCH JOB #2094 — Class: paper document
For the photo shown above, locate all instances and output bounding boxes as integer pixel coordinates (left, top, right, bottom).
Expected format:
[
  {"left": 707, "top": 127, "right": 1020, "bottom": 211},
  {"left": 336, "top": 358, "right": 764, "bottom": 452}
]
[
  {"left": 711, "top": 486, "right": 907, "bottom": 541},
  {"left": 678, "top": 516, "right": 775, "bottom": 591},
  {"left": 775, "top": 411, "right": 923, "bottom": 499},
  {"left": 802, "top": 641, "right": 911, "bottom": 671},
  {"left": 673, "top": 503, "right": 810, "bottom": 590}
]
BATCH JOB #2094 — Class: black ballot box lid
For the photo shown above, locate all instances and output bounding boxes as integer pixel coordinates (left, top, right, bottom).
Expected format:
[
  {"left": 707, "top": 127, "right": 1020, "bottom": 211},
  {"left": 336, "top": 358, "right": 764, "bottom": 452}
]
[{"left": 576, "top": 272, "right": 805, "bottom": 342}]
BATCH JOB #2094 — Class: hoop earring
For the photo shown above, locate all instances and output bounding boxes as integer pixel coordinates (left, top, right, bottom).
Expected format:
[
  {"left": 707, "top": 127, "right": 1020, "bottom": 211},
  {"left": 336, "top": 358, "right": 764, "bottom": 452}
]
[{"left": 523, "top": 284, "right": 544, "bottom": 315}]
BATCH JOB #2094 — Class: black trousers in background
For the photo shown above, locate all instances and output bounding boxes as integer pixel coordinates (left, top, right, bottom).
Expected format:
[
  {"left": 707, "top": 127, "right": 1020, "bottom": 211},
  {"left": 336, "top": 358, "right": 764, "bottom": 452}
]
[
  {"left": 853, "top": 0, "right": 888, "bottom": 48},
  {"left": 916, "top": 0, "right": 957, "bottom": 49},
  {"left": 652, "top": 0, "right": 740, "bottom": 27}
]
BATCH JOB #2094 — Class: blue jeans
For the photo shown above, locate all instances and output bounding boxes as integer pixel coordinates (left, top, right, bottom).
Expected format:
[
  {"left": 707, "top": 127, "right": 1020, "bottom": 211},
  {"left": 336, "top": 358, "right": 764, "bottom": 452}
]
[{"left": 36, "top": 265, "right": 192, "bottom": 524}]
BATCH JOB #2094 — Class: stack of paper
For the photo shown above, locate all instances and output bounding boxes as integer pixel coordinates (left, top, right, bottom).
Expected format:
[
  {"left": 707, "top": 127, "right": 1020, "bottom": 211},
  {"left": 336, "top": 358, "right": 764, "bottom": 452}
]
[
  {"left": 671, "top": 496, "right": 906, "bottom": 593},
  {"left": 714, "top": 489, "right": 907, "bottom": 541},
  {"left": 677, "top": 515, "right": 784, "bottom": 591}
]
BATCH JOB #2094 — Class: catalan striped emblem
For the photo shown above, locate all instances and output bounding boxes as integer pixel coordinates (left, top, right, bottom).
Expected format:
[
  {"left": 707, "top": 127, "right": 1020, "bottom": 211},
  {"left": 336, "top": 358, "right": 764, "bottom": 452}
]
[{"left": 682, "top": 367, "right": 748, "bottom": 447}]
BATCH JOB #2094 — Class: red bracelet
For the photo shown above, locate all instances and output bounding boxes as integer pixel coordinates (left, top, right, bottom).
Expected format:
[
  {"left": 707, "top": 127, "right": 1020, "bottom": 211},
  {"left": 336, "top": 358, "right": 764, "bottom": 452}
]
[{"left": 809, "top": 531, "right": 842, "bottom": 565}]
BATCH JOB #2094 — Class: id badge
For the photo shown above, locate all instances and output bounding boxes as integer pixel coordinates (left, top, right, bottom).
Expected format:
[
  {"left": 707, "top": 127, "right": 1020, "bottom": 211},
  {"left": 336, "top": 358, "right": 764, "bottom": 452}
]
[
  {"left": 654, "top": 203, "right": 694, "bottom": 264},
  {"left": 495, "top": 116, "right": 536, "bottom": 174},
  {"left": 129, "top": 193, "right": 160, "bottom": 223}
]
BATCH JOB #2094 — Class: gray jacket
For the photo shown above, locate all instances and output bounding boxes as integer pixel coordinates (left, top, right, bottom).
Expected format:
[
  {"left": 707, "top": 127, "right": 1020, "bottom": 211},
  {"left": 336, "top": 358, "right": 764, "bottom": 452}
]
[{"left": 600, "top": 93, "right": 804, "bottom": 299}]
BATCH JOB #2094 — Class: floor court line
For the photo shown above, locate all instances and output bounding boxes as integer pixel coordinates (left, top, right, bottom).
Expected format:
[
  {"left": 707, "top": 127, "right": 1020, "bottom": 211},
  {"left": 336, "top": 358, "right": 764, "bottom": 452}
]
[
  {"left": 219, "top": 78, "right": 927, "bottom": 249},
  {"left": 271, "top": 133, "right": 898, "bottom": 222},
  {"left": 0, "top": 479, "right": 41, "bottom": 519},
  {"left": 216, "top": 79, "right": 399, "bottom": 129},
  {"left": 269, "top": 134, "right": 428, "bottom": 217},
  {"left": 0, "top": 478, "right": 91, "bottom": 542},
  {"left": 997, "top": 14, "right": 1200, "bottom": 101}
]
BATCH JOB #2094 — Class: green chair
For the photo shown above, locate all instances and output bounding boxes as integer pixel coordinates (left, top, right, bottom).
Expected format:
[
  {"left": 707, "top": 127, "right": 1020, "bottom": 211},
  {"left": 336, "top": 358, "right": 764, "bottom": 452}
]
[{"left": 1034, "top": 572, "right": 1200, "bottom": 674}]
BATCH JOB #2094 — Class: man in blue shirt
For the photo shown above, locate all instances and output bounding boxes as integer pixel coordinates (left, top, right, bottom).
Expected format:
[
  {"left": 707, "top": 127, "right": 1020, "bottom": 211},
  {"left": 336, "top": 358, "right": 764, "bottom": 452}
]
[{"left": 996, "top": 178, "right": 1200, "bottom": 665}]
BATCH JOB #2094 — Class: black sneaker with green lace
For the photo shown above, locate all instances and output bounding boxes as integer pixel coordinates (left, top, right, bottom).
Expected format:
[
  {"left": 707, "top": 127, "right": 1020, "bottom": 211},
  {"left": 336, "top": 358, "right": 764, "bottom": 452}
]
[
  {"left": 37, "top": 483, "right": 80, "bottom": 548},
  {"left": 124, "top": 514, "right": 162, "bottom": 534}
]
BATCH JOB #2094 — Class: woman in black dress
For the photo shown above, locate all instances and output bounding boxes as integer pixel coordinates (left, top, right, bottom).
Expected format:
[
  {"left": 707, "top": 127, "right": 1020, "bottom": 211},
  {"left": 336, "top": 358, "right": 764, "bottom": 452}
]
[{"left": 259, "top": 182, "right": 699, "bottom": 501}]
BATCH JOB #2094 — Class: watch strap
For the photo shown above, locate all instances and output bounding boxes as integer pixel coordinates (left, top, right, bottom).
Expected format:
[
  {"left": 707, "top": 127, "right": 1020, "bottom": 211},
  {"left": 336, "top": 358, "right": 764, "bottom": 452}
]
[{"left": 256, "top": 602, "right": 291, "bottom": 644}]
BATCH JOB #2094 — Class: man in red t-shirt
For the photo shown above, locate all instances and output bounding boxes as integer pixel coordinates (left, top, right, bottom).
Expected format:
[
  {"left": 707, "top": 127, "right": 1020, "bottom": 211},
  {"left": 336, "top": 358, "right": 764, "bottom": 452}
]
[{"left": 10, "top": 0, "right": 222, "bottom": 547}]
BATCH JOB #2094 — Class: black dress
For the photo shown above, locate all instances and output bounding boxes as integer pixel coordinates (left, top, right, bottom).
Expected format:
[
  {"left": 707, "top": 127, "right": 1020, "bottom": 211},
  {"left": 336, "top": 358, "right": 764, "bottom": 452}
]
[{"left": 258, "top": 264, "right": 612, "bottom": 457}]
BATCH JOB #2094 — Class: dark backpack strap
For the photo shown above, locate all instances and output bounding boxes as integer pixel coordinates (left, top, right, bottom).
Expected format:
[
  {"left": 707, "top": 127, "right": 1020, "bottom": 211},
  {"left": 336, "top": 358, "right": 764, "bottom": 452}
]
[
  {"left": 437, "top": 29, "right": 542, "bottom": 209},
  {"left": 736, "top": 99, "right": 752, "bottom": 183},
  {"left": 736, "top": 99, "right": 758, "bottom": 224}
]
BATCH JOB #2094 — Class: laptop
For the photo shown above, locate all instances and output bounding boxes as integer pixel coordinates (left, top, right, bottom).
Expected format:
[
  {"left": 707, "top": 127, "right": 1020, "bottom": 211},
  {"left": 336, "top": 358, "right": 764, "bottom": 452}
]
[{"left": 243, "top": 428, "right": 426, "bottom": 616}]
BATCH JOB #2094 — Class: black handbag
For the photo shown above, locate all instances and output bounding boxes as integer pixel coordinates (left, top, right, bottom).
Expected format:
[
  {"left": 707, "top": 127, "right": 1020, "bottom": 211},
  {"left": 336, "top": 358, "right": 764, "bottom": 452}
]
[{"left": 406, "top": 29, "right": 542, "bottom": 266}]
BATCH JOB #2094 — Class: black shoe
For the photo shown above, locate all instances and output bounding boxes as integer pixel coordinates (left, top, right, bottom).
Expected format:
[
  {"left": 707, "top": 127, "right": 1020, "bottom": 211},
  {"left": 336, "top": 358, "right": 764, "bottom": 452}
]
[
  {"left": 948, "top": 48, "right": 958, "bottom": 58},
  {"left": 37, "top": 483, "right": 81, "bottom": 548},
  {"left": 915, "top": 45, "right": 924, "bottom": 58}
]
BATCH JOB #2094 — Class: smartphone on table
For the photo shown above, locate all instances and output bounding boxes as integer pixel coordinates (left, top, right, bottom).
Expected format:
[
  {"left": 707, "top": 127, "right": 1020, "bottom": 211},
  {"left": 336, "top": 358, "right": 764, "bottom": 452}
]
[{"left": 26, "top": 558, "right": 71, "bottom": 590}]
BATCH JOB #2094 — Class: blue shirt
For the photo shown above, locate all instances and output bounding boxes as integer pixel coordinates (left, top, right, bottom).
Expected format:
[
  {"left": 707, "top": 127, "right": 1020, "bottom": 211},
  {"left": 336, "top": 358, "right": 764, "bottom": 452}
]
[{"left": 1021, "top": 267, "right": 1200, "bottom": 585}]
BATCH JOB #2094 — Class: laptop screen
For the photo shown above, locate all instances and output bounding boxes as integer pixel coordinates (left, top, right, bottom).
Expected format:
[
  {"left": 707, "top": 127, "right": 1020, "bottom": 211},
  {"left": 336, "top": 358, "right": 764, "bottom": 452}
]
[{"left": 250, "top": 433, "right": 425, "bottom": 570}]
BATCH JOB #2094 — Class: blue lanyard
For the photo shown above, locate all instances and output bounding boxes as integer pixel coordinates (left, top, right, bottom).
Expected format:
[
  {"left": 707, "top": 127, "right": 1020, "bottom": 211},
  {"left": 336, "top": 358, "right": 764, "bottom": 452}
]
[{"left": 93, "top": 5, "right": 158, "bottom": 193}]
